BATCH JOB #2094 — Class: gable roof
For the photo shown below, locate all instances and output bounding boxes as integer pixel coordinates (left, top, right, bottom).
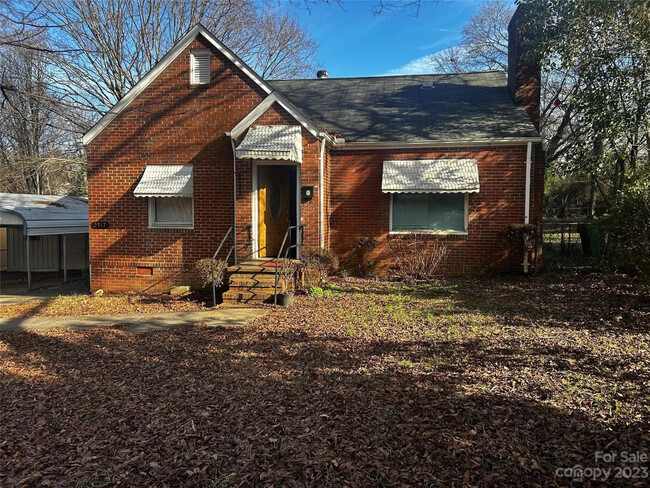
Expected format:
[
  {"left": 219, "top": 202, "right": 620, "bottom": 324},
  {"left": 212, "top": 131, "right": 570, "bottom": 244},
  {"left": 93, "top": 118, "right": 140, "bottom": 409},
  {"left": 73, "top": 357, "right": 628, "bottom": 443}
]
[
  {"left": 269, "top": 71, "right": 540, "bottom": 144},
  {"left": 81, "top": 24, "right": 320, "bottom": 145}
]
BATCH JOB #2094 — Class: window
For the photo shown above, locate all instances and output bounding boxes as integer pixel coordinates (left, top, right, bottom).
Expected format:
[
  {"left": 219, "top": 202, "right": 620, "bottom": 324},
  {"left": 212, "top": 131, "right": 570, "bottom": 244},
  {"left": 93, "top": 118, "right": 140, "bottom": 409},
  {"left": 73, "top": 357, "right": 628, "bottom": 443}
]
[
  {"left": 148, "top": 197, "right": 193, "bottom": 228},
  {"left": 190, "top": 49, "right": 210, "bottom": 85},
  {"left": 391, "top": 193, "right": 468, "bottom": 233}
]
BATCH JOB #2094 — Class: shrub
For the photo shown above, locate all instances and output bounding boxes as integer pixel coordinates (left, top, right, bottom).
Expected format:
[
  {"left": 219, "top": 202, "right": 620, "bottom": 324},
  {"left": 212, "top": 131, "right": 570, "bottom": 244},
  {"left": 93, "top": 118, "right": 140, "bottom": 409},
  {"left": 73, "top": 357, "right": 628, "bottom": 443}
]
[
  {"left": 596, "top": 173, "right": 650, "bottom": 274},
  {"left": 387, "top": 234, "right": 448, "bottom": 283},
  {"left": 503, "top": 223, "right": 537, "bottom": 252},
  {"left": 502, "top": 223, "right": 538, "bottom": 273},
  {"left": 194, "top": 258, "right": 226, "bottom": 289},
  {"left": 355, "top": 236, "right": 379, "bottom": 277},
  {"left": 278, "top": 259, "right": 300, "bottom": 293},
  {"left": 302, "top": 248, "right": 339, "bottom": 287}
]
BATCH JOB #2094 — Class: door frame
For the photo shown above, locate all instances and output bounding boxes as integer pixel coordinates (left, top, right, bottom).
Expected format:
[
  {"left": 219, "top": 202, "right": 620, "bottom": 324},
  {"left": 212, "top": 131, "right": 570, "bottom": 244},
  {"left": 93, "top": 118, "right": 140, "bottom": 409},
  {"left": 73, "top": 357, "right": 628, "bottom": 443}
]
[{"left": 252, "top": 161, "right": 301, "bottom": 259}]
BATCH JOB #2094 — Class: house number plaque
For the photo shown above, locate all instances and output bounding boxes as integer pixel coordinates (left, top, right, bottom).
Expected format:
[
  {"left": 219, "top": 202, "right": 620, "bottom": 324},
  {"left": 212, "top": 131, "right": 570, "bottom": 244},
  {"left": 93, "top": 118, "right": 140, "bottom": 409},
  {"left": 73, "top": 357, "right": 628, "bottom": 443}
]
[{"left": 91, "top": 221, "right": 110, "bottom": 229}]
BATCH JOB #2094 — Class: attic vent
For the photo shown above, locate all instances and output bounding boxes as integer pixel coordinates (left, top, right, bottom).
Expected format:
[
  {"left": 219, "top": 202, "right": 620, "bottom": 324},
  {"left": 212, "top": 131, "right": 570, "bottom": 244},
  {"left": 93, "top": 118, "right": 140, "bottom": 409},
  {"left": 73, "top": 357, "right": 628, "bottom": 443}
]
[
  {"left": 190, "top": 49, "right": 210, "bottom": 85},
  {"left": 421, "top": 81, "right": 434, "bottom": 88}
]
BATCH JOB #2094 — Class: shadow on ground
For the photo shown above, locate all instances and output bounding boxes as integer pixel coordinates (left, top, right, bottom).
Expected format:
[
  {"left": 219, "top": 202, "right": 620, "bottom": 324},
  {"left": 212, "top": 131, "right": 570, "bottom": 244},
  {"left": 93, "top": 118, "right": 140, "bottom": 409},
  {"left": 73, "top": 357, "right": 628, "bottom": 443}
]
[{"left": 1, "top": 269, "right": 648, "bottom": 487}]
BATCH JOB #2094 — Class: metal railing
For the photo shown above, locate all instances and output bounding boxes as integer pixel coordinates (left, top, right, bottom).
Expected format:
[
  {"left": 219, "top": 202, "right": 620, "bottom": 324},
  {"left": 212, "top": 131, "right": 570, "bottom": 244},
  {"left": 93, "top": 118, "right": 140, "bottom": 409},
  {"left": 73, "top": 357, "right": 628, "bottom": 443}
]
[
  {"left": 273, "top": 225, "right": 304, "bottom": 305},
  {"left": 211, "top": 224, "right": 304, "bottom": 307},
  {"left": 211, "top": 224, "right": 252, "bottom": 306}
]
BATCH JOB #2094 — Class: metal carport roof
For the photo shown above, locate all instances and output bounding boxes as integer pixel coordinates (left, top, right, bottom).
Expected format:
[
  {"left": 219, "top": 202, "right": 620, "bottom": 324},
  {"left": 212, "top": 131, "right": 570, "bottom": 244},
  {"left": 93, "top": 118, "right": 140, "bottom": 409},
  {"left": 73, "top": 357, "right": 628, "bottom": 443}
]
[{"left": 0, "top": 193, "right": 89, "bottom": 236}]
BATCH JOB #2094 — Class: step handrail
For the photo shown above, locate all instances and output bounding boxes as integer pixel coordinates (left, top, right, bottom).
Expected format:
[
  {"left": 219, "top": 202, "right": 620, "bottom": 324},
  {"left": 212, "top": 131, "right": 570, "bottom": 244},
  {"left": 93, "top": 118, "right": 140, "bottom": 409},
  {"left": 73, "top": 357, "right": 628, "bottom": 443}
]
[
  {"left": 273, "top": 225, "right": 304, "bottom": 305},
  {"left": 211, "top": 224, "right": 251, "bottom": 307}
]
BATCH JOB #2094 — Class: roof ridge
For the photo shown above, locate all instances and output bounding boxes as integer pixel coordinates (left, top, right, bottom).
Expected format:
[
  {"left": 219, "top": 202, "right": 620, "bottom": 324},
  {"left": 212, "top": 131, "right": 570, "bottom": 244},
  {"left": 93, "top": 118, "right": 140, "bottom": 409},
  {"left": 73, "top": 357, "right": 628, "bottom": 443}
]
[{"left": 269, "top": 70, "right": 505, "bottom": 82}]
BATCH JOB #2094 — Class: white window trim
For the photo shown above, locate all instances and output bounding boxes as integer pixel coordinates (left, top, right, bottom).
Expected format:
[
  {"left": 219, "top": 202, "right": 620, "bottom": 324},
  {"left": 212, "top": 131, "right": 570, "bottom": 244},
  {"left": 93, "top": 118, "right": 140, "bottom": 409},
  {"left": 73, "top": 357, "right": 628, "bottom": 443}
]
[
  {"left": 190, "top": 49, "right": 210, "bottom": 85},
  {"left": 148, "top": 197, "right": 194, "bottom": 229},
  {"left": 389, "top": 193, "right": 469, "bottom": 236}
]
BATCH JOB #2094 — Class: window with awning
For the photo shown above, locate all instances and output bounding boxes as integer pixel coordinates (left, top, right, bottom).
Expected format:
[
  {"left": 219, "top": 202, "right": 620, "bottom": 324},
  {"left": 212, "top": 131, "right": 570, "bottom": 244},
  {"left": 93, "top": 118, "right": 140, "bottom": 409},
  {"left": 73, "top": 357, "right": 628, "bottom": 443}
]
[
  {"left": 383, "top": 160, "right": 479, "bottom": 233},
  {"left": 134, "top": 164, "right": 194, "bottom": 228},
  {"left": 235, "top": 125, "right": 302, "bottom": 163}
]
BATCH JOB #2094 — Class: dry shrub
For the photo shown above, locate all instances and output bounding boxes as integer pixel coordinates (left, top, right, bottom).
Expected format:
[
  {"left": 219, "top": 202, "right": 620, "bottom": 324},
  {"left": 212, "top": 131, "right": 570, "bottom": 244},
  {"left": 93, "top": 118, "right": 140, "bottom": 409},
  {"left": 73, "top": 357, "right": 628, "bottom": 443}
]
[
  {"left": 302, "top": 248, "right": 339, "bottom": 287},
  {"left": 278, "top": 259, "right": 300, "bottom": 293},
  {"left": 388, "top": 234, "right": 448, "bottom": 283},
  {"left": 355, "top": 236, "right": 379, "bottom": 277},
  {"left": 194, "top": 258, "right": 226, "bottom": 289}
]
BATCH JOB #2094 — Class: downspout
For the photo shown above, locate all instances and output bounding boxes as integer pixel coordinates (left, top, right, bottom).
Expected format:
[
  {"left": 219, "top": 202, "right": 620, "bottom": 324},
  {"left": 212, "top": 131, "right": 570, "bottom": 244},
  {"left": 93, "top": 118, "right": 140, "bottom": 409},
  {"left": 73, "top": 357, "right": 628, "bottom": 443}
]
[
  {"left": 318, "top": 135, "right": 326, "bottom": 248},
  {"left": 227, "top": 133, "right": 238, "bottom": 265},
  {"left": 523, "top": 142, "right": 532, "bottom": 273}
]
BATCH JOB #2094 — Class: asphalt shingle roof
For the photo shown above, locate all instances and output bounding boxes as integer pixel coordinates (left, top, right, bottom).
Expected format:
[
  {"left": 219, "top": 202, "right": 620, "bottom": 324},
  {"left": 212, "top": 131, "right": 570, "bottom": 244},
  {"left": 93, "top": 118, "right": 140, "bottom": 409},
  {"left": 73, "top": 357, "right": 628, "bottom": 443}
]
[
  {"left": 382, "top": 159, "right": 480, "bottom": 193},
  {"left": 269, "top": 71, "right": 539, "bottom": 143}
]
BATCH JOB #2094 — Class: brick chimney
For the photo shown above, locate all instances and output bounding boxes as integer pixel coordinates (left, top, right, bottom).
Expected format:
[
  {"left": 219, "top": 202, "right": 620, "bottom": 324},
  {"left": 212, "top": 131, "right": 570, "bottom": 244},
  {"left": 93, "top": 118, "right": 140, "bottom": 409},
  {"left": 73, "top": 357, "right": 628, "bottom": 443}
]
[{"left": 508, "top": 5, "right": 541, "bottom": 129}]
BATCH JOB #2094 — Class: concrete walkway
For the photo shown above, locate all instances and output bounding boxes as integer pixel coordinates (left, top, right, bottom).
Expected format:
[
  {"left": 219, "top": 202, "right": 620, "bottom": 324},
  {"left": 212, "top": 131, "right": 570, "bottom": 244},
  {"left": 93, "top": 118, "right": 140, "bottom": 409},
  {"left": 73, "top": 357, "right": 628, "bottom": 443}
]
[
  {"left": 0, "top": 308, "right": 268, "bottom": 333},
  {"left": 0, "top": 279, "right": 88, "bottom": 306}
]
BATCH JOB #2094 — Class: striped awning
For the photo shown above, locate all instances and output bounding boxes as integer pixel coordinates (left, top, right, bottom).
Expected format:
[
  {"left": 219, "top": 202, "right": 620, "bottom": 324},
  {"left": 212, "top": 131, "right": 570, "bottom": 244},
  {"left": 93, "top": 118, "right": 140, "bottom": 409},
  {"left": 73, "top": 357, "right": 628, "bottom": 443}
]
[
  {"left": 236, "top": 125, "right": 302, "bottom": 163},
  {"left": 382, "top": 159, "right": 480, "bottom": 193},
  {"left": 133, "top": 164, "right": 194, "bottom": 198}
]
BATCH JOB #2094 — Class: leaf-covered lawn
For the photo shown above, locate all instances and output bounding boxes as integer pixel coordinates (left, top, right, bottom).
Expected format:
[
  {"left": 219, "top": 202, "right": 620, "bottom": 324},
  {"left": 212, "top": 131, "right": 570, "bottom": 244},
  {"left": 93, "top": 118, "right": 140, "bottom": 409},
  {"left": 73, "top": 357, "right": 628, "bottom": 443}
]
[
  {"left": 1, "top": 270, "right": 649, "bottom": 487},
  {"left": 0, "top": 292, "right": 208, "bottom": 318}
]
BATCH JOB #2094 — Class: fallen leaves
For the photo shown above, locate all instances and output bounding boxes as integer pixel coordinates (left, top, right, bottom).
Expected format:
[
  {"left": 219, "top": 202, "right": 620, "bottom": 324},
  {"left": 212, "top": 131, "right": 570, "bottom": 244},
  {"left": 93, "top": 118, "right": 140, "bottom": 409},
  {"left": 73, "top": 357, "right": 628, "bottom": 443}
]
[
  {"left": 0, "top": 291, "right": 208, "bottom": 319},
  {"left": 0, "top": 270, "right": 649, "bottom": 486}
]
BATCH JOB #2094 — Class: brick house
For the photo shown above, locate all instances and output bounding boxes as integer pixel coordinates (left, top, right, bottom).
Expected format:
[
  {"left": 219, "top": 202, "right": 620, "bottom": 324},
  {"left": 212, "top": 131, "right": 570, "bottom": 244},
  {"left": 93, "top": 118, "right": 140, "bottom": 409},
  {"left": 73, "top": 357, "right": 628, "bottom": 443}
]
[{"left": 83, "top": 7, "right": 543, "bottom": 294}]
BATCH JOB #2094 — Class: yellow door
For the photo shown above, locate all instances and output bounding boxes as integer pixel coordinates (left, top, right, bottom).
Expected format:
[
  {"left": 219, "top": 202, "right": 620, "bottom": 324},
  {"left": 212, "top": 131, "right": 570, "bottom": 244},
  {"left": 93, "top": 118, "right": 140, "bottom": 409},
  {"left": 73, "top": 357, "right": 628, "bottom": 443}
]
[{"left": 258, "top": 166, "right": 290, "bottom": 257}]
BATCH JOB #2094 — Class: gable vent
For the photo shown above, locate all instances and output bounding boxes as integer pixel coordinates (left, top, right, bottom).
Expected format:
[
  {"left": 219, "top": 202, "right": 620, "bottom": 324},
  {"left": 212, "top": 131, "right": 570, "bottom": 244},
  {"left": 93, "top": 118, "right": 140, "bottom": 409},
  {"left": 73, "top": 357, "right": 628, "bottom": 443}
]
[{"left": 190, "top": 49, "right": 210, "bottom": 85}]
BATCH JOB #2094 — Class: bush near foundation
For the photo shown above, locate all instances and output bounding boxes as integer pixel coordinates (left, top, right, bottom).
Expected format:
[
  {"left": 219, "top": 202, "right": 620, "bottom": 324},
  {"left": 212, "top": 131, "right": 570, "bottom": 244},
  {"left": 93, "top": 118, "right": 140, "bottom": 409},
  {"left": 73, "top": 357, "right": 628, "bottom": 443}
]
[
  {"left": 387, "top": 234, "right": 448, "bottom": 283},
  {"left": 302, "top": 248, "right": 339, "bottom": 287}
]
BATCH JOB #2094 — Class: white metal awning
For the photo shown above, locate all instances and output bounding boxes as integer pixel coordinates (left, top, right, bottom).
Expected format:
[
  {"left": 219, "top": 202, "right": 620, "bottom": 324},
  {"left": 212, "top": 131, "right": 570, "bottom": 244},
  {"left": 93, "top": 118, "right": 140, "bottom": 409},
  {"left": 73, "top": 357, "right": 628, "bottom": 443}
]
[
  {"left": 235, "top": 125, "right": 302, "bottom": 163},
  {"left": 133, "top": 164, "right": 194, "bottom": 198},
  {"left": 382, "top": 159, "right": 480, "bottom": 193}
]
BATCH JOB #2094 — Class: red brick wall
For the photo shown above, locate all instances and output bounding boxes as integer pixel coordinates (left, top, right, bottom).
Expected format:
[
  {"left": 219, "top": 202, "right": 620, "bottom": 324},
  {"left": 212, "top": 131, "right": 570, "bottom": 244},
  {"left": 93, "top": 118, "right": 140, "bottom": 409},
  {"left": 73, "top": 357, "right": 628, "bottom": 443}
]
[
  {"left": 87, "top": 34, "right": 322, "bottom": 292},
  {"left": 328, "top": 143, "right": 545, "bottom": 275},
  {"left": 87, "top": 31, "right": 544, "bottom": 291}
]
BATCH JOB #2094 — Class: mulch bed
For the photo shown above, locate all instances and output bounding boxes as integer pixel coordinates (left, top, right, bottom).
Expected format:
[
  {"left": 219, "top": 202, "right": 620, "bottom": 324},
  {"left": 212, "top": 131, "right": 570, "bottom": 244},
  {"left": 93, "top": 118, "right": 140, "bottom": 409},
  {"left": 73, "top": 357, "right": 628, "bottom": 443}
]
[{"left": 1, "top": 270, "right": 649, "bottom": 487}]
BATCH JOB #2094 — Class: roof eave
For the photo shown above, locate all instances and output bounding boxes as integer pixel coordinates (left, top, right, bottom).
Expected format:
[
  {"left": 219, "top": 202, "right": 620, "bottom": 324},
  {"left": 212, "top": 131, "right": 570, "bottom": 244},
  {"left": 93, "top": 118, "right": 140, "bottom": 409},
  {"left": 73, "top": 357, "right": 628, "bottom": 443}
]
[{"left": 332, "top": 137, "right": 542, "bottom": 150}]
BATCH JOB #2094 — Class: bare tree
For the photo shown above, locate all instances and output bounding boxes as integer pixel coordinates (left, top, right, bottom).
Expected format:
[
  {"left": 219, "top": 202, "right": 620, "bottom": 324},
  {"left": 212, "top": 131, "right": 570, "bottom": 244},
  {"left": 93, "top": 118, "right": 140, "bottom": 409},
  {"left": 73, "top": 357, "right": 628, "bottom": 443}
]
[
  {"left": 427, "top": 0, "right": 513, "bottom": 73},
  {"left": 248, "top": 10, "right": 318, "bottom": 79},
  {"left": 0, "top": 44, "right": 85, "bottom": 195},
  {"left": 11, "top": 0, "right": 318, "bottom": 125},
  {"left": 1, "top": 0, "right": 319, "bottom": 195}
]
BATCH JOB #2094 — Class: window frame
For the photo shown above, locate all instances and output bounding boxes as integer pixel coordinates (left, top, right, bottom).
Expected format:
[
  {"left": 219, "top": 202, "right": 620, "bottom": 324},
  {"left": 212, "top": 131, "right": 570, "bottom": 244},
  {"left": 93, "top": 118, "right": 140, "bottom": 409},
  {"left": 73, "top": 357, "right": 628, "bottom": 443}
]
[
  {"left": 189, "top": 49, "right": 210, "bottom": 85},
  {"left": 389, "top": 192, "right": 469, "bottom": 235},
  {"left": 148, "top": 197, "right": 194, "bottom": 229}
]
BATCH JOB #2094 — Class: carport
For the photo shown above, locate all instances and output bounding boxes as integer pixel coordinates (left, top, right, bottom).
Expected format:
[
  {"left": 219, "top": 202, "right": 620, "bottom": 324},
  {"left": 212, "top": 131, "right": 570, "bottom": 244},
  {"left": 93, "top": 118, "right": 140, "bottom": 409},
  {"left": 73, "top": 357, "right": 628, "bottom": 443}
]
[{"left": 0, "top": 193, "right": 89, "bottom": 290}]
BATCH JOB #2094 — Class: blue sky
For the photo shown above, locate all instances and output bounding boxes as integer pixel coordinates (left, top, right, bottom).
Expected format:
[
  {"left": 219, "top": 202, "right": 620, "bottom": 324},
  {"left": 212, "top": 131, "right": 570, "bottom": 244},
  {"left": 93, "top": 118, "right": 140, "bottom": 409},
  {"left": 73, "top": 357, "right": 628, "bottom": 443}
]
[{"left": 291, "top": 0, "right": 494, "bottom": 78}]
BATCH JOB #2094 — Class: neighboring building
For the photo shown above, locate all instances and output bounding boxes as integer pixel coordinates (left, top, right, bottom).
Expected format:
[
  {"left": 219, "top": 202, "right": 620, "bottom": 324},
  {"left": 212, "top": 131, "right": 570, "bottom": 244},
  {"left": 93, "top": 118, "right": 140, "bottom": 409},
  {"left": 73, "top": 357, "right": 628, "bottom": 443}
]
[
  {"left": 83, "top": 6, "right": 543, "bottom": 293},
  {"left": 0, "top": 193, "right": 89, "bottom": 289}
]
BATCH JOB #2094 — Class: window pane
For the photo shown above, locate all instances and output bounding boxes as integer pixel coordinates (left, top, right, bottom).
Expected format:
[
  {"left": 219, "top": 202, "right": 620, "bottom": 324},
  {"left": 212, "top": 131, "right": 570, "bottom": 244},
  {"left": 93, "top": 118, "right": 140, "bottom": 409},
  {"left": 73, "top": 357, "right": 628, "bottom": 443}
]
[
  {"left": 428, "top": 193, "right": 465, "bottom": 231},
  {"left": 155, "top": 197, "right": 193, "bottom": 224},
  {"left": 392, "top": 193, "right": 465, "bottom": 232},
  {"left": 393, "top": 193, "right": 428, "bottom": 230}
]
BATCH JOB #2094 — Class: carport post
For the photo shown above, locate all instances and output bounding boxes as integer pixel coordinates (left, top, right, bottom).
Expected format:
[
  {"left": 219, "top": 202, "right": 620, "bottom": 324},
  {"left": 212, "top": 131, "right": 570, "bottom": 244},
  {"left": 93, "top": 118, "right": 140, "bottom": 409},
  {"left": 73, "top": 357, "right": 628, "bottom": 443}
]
[
  {"left": 26, "top": 235, "right": 31, "bottom": 290},
  {"left": 62, "top": 234, "right": 67, "bottom": 283}
]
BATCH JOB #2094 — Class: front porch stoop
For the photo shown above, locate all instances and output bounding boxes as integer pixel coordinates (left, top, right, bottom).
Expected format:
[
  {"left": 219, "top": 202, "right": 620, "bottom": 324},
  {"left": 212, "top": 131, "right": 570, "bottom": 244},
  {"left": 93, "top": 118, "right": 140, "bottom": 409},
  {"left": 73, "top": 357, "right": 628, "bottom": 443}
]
[{"left": 222, "top": 259, "right": 293, "bottom": 304}]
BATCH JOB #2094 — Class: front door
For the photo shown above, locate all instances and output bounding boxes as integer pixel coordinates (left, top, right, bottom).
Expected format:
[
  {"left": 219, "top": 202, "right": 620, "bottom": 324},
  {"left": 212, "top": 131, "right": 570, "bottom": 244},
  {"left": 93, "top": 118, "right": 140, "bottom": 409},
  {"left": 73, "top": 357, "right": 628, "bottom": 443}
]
[{"left": 258, "top": 165, "right": 291, "bottom": 257}]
